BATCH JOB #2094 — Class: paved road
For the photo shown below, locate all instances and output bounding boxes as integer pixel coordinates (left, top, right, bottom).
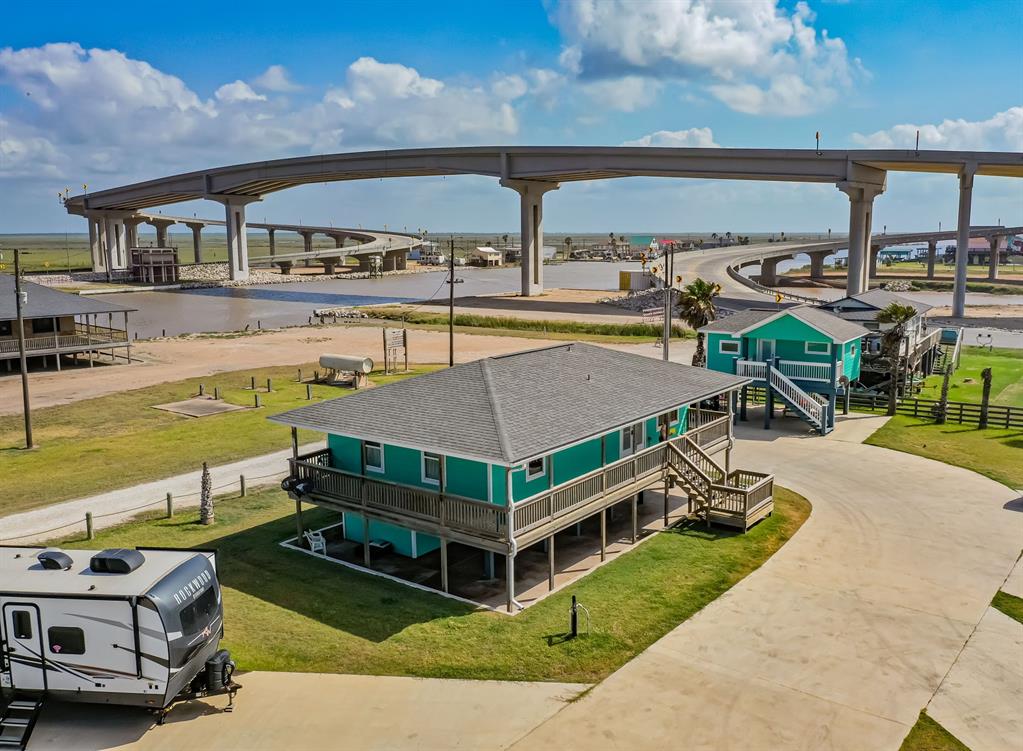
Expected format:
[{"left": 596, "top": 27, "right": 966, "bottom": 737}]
[{"left": 512, "top": 413, "right": 1022, "bottom": 751}]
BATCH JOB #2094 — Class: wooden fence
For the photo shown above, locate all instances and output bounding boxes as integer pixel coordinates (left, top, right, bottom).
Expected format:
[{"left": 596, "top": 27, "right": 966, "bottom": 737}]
[{"left": 848, "top": 393, "right": 1023, "bottom": 429}]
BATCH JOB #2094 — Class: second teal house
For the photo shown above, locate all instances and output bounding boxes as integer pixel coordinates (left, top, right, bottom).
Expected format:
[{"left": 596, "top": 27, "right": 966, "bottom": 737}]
[{"left": 700, "top": 305, "right": 869, "bottom": 434}]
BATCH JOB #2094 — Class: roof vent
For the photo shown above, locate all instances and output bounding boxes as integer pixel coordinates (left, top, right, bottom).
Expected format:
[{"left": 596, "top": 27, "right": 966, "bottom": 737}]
[
  {"left": 90, "top": 548, "right": 145, "bottom": 574},
  {"left": 37, "top": 549, "right": 74, "bottom": 571}
]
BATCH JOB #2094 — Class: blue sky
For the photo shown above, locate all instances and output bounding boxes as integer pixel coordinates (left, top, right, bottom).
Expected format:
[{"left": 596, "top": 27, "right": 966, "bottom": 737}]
[{"left": 1, "top": 0, "right": 1021, "bottom": 234}]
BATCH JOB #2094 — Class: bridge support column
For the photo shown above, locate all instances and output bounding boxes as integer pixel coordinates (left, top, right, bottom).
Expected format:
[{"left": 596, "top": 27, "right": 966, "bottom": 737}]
[
  {"left": 331, "top": 234, "right": 346, "bottom": 249},
  {"left": 501, "top": 179, "right": 559, "bottom": 296},
  {"left": 868, "top": 245, "right": 881, "bottom": 280},
  {"left": 123, "top": 217, "right": 143, "bottom": 250},
  {"left": 185, "top": 222, "right": 204, "bottom": 263},
  {"left": 210, "top": 194, "right": 262, "bottom": 281},
  {"left": 988, "top": 236, "right": 1000, "bottom": 281},
  {"left": 268, "top": 228, "right": 276, "bottom": 257},
  {"left": 148, "top": 218, "right": 176, "bottom": 248},
  {"left": 953, "top": 165, "right": 976, "bottom": 318},
  {"left": 926, "top": 240, "right": 937, "bottom": 279},
  {"left": 809, "top": 251, "right": 828, "bottom": 280},
  {"left": 300, "top": 230, "right": 314, "bottom": 267},
  {"left": 101, "top": 215, "right": 129, "bottom": 271},
  {"left": 838, "top": 181, "right": 885, "bottom": 296},
  {"left": 87, "top": 216, "right": 105, "bottom": 272},
  {"left": 758, "top": 258, "right": 779, "bottom": 287}
]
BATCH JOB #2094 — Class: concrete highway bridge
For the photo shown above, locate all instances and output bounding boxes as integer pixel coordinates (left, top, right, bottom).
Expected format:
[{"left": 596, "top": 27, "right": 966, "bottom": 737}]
[
  {"left": 680, "top": 225, "right": 1023, "bottom": 312},
  {"left": 77, "top": 210, "right": 420, "bottom": 276},
  {"left": 64, "top": 146, "right": 1022, "bottom": 315}
]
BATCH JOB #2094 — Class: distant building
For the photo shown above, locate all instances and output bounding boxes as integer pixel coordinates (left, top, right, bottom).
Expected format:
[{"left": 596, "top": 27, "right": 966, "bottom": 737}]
[
  {"left": 469, "top": 247, "right": 504, "bottom": 266},
  {"left": 942, "top": 236, "right": 1008, "bottom": 266},
  {"left": 0, "top": 276, "right": 135, "bottom": 371}
]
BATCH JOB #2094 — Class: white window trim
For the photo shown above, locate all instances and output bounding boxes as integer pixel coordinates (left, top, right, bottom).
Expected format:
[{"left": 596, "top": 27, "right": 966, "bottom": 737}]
[
  {"left": 364, "top": 441, "right": 385, "bottom": 473},
  {"left": 421, "top": 452, "right": 441, "bottom": 486},
  {"left": 621, "top": 427, "right": 634, "bottom": 456},
  {"left": 525, "top": 457, "right": 546, "bottom": 481},
  {"left": 804, "top": 341, "right": 831, "bottom": 355},
  {"left": 719, "top": 339, "right": 740, "bottom": 355}
]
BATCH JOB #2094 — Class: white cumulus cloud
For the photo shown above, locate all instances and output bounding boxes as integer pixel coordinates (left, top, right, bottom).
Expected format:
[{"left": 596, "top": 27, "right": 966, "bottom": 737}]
[
  {"left": 851, "top": 107, "right": 1023, "bottom": 151},
  {"left": 623, "top": 127, "right": 719, "bottom": 147},
  {"left": 252, "top": 64, "right": 301, "bottom": 92},
  {"left": 215, "top": 80, "right": 267, "bottom": 103},
  {"left": 550, "top": 0, "right": 860, "bottom": 116},
  {"left": 583, "top": 76, "right": 661, "bottom": 112}
]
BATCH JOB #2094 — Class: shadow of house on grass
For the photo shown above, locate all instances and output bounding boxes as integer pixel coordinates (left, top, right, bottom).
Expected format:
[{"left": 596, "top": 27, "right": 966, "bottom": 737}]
[{"left": 201, "top": 507, "right": 476, "bottom": 644}]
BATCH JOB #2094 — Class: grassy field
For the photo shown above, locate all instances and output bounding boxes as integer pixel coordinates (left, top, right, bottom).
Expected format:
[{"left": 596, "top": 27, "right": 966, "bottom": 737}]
[
  {"left": 48, "top": 485, "right": 809, "bottom": 682},
  {"left": 363, "top": 306, "right": 692, "bottom": 340},
  {"left": 865, "top": 416, "right": 1022, "bottom": 489},
  {"left": 917, "top": 347, "right": 1023, "bottom": 408},
  {"left": 991, "top": 590, "right": 1023, "bottom": 625},
  {"left": 900, "top": 712, "right": 970, "bottom": 751},
  {"left": 0, "top": 364, "right": 435, "bottom": 515}
]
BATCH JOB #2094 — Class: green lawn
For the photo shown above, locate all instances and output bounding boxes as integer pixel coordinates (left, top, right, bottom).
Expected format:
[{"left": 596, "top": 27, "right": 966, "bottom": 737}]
[
  {"left": 918, "top": 347, "right": 1023, "bottom": 408},
  {"left": 361, "top": 306, "right": 693, "bottom": 343},
  {"left": 47, "top": 485, "right": 809, "bottom": 682},
  {"left": 865, "top": 416, "right": 1023, "bottom": 489},
  {"left": 0, "top": 364, "right": 434, "bottom": 515},
  {"left": 991, "top": 590, "right": 1023, "bottom": 625},
  {"left": 900, "top": 711, "right": 970, "bottom": 751}
]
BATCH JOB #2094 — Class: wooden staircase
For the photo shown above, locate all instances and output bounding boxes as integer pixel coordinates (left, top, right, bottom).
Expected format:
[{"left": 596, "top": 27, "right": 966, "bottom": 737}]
[{"left": 665, "top": 436, "right": 774, "bottom": 532}]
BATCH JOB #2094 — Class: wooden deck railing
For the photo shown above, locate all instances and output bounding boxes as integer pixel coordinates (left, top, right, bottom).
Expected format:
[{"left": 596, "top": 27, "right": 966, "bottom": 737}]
[
  {"left": 0, "top": 329, "right": 127, "bottom": 355},
  {"left": 288, "top": 411, "right": 771, "bottom": 542}
]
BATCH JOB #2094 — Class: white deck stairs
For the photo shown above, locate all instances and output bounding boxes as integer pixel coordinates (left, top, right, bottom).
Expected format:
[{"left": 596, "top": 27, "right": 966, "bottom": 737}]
[
  {"left": 767, "top": 365, "right": 828, "bottom": 433},
  {"left": 0, "top": 697, "right": 43, "bottom": 750}
]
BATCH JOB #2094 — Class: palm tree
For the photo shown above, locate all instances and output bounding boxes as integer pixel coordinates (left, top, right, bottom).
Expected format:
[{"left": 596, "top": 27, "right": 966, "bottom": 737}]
[
  {"left": 502, "top": 233, "right": 509, "bottom": 247},
  {"left": 876, "top": 302, "right": 917, "bottom": 415},
  {"left": 563, "top": 236, "right": 573, "bottom": 258},
  {"left": 678, "top": 278, "right": 721, "bottom": 367}
]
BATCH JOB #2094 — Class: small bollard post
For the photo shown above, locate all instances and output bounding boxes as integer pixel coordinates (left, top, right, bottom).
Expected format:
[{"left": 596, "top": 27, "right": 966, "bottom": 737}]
[
  {"left": 254, "top": 393, "right": 261, "bottom": 408},
  {"left": 570, "top": 595, "right": 578, "bottom": 639},
  {"left": 134, "top": 331, "right": 138, "bottom": 340},
  {"left": 306, "top": 384, "right": 313, "bottom": 400},
  {"left": 266, "top": 378, "right": 273, "bottom": 392},
  {"left": 250, "top": 376, "right": 256, "bottom": 390},
  {"left": 162, "top": 328, "right": 166, "bottom": 337},
  {"left": 199, "top": 383, "right": 205, "bottom": 397},
  {"left": 297, "top": 368, "right": 302, "bottom": 382},
  {"left": 240, "top": 475, "right": 247, "bottom": 497},
  {"left": 166, "top": 492, "right": 174, "bottom": 518},
  {"left": 214, "top": 386, "right": 221, "bottom": 400},
  {"left": 313, "top": 370, "right": 319, "bottom": 381},
  {"left": 257, "top": 320, "right": 262, "bottom": 330},
  {"left": 86, "top": 512, "right": 94, "bottom": 540}
]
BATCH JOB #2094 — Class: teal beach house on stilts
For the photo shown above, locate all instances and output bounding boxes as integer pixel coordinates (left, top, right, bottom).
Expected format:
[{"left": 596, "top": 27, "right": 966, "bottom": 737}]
[
  {"left": 700, "top": 306, "right": 869, "bottom": 434},
  {"left": 271, "top": 343, "right": 774, "bottom": 612}
]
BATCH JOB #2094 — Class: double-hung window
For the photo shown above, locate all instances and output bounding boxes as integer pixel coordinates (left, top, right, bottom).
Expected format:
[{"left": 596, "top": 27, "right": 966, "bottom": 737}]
[
  {"left": 526, "top": 457, "right": 546, "bottom": 481},
  {"left": 364, "top": 441, "right": 384, "bottom": 472},
  {"left": 422, "top": 452, "right": 441, "bottom": 485}
]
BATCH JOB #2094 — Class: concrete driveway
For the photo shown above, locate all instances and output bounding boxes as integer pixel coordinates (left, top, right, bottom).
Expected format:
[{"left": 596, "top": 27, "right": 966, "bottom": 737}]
[{"left": 512, "top": 414, "right": 1022, "bottom": 751}]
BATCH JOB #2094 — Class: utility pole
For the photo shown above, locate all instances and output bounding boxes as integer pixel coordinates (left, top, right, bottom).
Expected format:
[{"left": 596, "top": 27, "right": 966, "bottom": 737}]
[
  {"left": 446, "top": 237, "right": 463, "bottom": 367},
  {"left": 13, "top": 249, "right": 34, "bottom": 448},
  {"left": 662, "top": 245, "right": 673, "bottom": 361}
]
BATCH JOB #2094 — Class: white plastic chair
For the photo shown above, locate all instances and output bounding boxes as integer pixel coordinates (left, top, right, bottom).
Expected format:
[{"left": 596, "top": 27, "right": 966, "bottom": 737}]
[{"left": 304, "top": 530, "right": 326, "bottom": 555}]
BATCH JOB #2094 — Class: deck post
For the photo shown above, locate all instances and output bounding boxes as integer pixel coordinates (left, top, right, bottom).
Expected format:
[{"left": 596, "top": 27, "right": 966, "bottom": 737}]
[
  {"left": 124, "top": 311, "right": 132, "bottom": 363},
  {"left": 599, "top": 507, "right": 607, "bottom": 561},
  {"left": 631, "top": 495, "right": 638, "bottom": 543},
  {"left": 440, "top": 538, "right": 449, "bottom": 593},
  {"left": 663, "top": 477, "right": 670, "bottom": 527},
  {"left": 363, "top": 515, "right": 371, "bottom": 568},
  {"left": 740, "top": 385, "right": 748, "bottom": 421},
  {"left": 483, "top": 550, "right": 495, "bottom": 579},
  {"left": 506, "top": 554, "right": 515, "bottom": 613},
  {"left": 764, "top": 388, "right": 773, "bottom": 429},
  {"left": 547, "top": 534, "right": 555, "bottom": 591}
]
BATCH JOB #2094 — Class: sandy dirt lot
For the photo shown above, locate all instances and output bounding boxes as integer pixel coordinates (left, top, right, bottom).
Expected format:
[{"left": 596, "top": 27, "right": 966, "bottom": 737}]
[
  {"left": 0, "top": 319, "right": 690, "bottom": 416},
  {"left": 927, "top": 304, "right": 1023, "bottom": 332},
  {"left": 416, "top": 289, "right": 643, "bottom": 324}
]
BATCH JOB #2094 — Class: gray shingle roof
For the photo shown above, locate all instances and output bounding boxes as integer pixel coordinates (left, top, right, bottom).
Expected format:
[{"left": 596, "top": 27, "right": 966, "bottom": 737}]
[
  {"left": 699, "top": 305, "right": 868, "bottom": 342},
  {"left": 270, "top": 342, "right": 748, "bottom": 465},
  {"left": 0, "top": 276, "right": 135, "bottom": 321},
  {"left": 822, "top": 289, "right": 933, "bottom": 315}
]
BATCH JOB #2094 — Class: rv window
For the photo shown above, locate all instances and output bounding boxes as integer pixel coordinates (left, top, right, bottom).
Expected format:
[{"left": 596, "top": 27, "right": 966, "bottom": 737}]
[
  {"left": 48, "top": 626, "right": 85, "bottom": 655},
  {"left": 179, "top": 586, "right": 218, "bottom": 634},
  {"left": 12, "top": 610, "right": 32, "bottom": 639}
]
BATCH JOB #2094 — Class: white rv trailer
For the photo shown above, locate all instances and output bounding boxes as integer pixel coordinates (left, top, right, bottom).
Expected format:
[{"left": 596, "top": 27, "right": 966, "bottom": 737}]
[{"left": 1, "top": 546, "right": 237, "bottom": 712}]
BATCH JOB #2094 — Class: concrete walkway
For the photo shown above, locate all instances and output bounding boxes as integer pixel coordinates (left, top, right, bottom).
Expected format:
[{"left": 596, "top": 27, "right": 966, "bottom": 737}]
[
  {"left": 928, "top": 607, "right": 1023, "bottom": 751},
  {"left": 29, "top": 672, "right": 586, "bottom": 751},
  {"left": 512, "top": 414, "right": 1022, "bottom": 751},
  {"left": 0, "top": 443, "right": 322, "bottom": 544}
]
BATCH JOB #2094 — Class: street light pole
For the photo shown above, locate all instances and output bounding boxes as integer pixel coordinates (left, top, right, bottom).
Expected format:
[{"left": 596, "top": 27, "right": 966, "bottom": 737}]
[
  {"left": 13, "top": 248, "right": 34, "bottom": 448},
  {"left": 446, "top": 237, "right": 463, "bottom": 367}
]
